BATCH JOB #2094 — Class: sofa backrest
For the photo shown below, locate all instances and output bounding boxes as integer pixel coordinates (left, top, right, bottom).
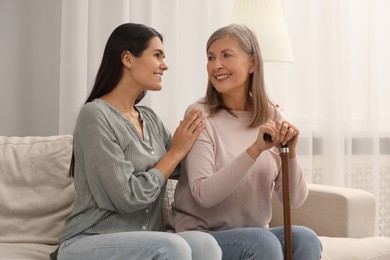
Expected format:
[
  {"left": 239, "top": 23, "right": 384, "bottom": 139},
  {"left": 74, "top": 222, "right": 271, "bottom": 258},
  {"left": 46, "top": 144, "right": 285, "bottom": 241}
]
[{"left": 0, "top": 135, "right": 75, "bottom": 245}]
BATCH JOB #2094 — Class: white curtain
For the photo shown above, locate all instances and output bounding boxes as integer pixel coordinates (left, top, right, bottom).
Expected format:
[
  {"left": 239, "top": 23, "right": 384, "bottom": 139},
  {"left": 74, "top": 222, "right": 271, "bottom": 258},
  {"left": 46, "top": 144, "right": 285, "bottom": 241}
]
[
  {"left": 58, "top": 0, "right": 235, "bottom": 135},
  {"left": 269, "top": 0, "right": 390, "bottom": 236},
  {"left": 58, "top": 0, "right": 390, "bottom": 236}
]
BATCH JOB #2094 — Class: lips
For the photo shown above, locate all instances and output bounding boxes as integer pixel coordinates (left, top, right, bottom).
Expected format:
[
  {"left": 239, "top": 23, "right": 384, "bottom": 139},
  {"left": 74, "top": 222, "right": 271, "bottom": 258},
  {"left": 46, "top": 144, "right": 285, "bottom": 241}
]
[
  {"left": 154, "top": 72, "right": 163, "bottom": 79},
  {"left": 215, "top": 74, "right": 231, "bottom": 80}
]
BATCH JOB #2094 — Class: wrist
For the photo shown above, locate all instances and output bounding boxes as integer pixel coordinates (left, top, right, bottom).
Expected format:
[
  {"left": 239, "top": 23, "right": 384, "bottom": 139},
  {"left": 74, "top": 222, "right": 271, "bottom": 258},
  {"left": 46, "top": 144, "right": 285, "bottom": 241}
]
[
  {"left": 288, "top": 150, "right": 297, "bottom": 158},
  {"left": 247, "top": 143, "right": 263, "bottom": 160},
  {"left": 167, "top": 147, "right": 185, "bottom": 162}
]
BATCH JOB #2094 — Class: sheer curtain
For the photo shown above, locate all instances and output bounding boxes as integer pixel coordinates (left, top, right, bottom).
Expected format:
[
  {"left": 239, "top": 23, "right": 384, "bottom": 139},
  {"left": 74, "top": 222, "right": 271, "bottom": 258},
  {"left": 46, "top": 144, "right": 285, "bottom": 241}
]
[
  {"left": 58, "top": 0, "right": 390, "bottom": 236},
  {"left": 268, "top": 0, "right": 390, "bottom": 236},
  {"left": 58, "top": 0, "right": 235, "bottom": 135}
]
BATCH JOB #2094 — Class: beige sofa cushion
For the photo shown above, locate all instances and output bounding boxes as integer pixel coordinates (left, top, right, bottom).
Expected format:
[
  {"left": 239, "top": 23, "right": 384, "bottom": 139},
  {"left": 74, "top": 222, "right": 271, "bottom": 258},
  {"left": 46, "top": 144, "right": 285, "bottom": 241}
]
[
  {"left": 320, "top": 236, "right": 390, "bottom": 260},
  {"left": 0, "top": 243, "right": 58, "bottom": 260},
  {"left": 0, "top": 136, "right": 75, "bottom": 246}
]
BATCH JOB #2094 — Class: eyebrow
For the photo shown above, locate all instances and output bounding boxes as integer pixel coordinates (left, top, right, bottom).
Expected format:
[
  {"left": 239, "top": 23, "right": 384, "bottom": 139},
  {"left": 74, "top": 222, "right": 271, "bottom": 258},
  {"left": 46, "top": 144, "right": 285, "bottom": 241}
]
[
  {"left": 154, "top": 49, "right": 165, "bottom": 58},
  {"left": 207, "top": 49, "right": 235, "bottom": 55}
]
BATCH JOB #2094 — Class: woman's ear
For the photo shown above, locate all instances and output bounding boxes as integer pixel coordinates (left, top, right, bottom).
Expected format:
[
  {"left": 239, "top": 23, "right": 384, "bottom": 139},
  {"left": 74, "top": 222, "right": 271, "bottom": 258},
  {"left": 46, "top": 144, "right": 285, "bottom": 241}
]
[
  {"left": 249, "top": 57, "right": 255, "bottom": 74},
  {"left": 122, "top": 51, "right": 133, "bottom": 69}
]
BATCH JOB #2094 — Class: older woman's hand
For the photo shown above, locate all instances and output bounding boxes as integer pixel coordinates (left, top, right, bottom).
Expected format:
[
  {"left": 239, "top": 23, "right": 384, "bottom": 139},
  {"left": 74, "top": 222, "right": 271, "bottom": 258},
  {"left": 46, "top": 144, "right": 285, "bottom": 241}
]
[{"left": 275, "top": 120, "right": 299, "bottom": 158}]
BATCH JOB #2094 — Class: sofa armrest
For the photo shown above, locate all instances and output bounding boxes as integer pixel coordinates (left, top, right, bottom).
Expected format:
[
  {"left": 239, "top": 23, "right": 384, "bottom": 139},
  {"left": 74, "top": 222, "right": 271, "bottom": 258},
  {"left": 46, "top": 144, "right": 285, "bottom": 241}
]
[{"left": 269, "top": 184, "right": 376, "bottom": 238}]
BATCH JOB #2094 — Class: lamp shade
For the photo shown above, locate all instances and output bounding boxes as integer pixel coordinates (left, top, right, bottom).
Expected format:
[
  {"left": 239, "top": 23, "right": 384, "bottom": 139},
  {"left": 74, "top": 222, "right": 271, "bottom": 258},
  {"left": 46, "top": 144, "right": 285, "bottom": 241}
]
[{"left": 231, "top": 0, "right": 294, "bottom": 63}]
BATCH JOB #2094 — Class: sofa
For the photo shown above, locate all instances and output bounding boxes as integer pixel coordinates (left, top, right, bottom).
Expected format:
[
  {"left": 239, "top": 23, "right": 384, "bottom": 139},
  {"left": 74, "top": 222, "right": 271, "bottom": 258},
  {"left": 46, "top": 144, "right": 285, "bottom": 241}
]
[{"left": 1, "top": 135, "right": 390, "bottom": 260}]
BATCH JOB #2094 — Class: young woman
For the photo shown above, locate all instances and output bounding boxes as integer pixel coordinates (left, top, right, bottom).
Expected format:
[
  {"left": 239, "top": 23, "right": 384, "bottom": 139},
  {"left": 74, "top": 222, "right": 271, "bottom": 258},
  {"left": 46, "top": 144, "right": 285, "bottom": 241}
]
[
  {"left": 55, "top": 23, "right": 221, "bottom": 260},
  {"left": 168, "top": 24, "right": 322, "bottom": 260}
]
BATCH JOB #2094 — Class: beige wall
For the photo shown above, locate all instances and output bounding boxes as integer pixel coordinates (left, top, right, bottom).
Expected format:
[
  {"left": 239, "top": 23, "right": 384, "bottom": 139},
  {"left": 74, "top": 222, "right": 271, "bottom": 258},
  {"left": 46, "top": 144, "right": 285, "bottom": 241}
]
[{"left": 0, "top": 0, "right": 61, "bottom": 136}]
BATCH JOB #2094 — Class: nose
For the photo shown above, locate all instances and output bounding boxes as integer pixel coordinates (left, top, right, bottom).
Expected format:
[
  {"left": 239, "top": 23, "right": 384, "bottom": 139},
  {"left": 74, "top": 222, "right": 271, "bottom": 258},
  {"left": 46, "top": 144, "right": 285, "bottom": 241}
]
[
  {"left": 161, "top": 60, "right": 168, "bottom": 71},
  {"left": 213, "top": 57, "right": 223, "bottom": 70}
]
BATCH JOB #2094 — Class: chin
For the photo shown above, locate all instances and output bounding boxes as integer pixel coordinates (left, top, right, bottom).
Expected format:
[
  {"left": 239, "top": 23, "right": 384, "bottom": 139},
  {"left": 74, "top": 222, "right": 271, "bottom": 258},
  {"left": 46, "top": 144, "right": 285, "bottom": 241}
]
[
  {"left": 149, "top": 85, "right": 162, "bottom": 91},
  {"left": 214, "top": 86, "right": 228, "bottom": 94}
]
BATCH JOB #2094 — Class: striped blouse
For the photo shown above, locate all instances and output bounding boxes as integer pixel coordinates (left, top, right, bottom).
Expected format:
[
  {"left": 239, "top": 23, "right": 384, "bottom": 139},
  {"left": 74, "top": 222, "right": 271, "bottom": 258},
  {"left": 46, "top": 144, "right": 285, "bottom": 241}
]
[{"left": 59, "top": 99, "right": 175, "bottom": 242}]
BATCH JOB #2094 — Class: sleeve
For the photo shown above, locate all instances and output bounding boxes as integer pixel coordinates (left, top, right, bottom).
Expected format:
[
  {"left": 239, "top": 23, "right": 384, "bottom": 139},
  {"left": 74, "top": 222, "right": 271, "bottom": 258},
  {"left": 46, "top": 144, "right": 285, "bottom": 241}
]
[
  {"left": 74, "top": 105, "right": 165, "bottom": 214},
  {"left": 159, "top": 121, "right": 181, "bottom": 180},
  {"left": 182, "top": 109, "right": 256, "bottom": 208},
  {"left": 273, "top": 157, "right": 308, "bottom": 208}
]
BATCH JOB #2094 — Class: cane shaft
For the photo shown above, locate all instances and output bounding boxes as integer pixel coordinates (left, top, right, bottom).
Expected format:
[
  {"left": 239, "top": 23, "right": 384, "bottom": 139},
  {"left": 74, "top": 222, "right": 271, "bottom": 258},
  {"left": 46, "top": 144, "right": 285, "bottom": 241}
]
[
  {"left": 263, "top": 134, "right": 293, "bottom": 259},
  {"left": 281, "top": 146, "right": 292, "bottom": 260}
]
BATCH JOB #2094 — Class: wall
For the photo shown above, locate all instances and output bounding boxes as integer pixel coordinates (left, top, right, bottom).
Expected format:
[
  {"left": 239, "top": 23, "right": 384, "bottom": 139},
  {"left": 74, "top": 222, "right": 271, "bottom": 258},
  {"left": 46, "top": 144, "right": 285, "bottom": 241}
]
[{"left": 0, "top": 0, "right": 61, "bottom": 136}]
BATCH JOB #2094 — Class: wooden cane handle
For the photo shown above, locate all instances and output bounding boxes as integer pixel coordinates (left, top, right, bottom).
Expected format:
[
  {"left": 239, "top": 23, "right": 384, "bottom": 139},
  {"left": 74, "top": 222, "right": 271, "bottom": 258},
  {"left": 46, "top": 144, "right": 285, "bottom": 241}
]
[{"left": 263, "top": 133, "right": 273, "bottom": 142}]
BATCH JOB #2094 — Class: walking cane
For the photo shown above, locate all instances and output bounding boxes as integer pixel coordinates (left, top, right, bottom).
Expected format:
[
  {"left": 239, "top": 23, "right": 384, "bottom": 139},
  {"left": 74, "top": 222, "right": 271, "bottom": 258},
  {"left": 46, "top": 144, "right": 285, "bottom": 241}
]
[{"left": 264, "top": 134, "right": 292, "bottom": 260}]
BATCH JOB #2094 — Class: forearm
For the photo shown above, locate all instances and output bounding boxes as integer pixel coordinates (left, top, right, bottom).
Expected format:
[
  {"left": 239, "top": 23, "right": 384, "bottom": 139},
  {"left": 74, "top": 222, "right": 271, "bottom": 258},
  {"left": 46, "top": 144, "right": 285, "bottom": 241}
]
[
  {"left": 154, "top": 150, "right": 183, "bottom": 181},
  {"left": 188, "top": 151, "right": 255, "bottom": 208},
  {"left": 247, "top": 142, "right": 263, "bottom": 160}
]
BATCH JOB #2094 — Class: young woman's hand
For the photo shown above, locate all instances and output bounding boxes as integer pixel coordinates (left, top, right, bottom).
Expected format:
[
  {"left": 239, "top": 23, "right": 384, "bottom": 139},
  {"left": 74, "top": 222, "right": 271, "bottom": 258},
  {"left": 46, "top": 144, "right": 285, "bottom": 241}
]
[
  {"left": 170, "top": 109, "right": 205, "bottom": 160},
  {"left": 154, "top": 109, "right": 205, "bottom": 180}
]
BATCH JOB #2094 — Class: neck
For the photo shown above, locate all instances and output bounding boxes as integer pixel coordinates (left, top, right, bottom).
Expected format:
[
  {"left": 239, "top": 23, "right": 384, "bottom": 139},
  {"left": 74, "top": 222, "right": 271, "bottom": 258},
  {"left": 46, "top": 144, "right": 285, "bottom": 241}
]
[
  {"left": 223, "top": 94, "right": 252, "bottom": 111},
  {"left": 101, "top": 81, "right": 142, "bottom": 114}
]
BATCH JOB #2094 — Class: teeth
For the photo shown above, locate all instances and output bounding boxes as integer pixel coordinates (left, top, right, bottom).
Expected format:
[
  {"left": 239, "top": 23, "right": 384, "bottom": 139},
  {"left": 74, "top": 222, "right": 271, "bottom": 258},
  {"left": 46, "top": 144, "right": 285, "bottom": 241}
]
[{"left": 216, "top": 75, "right": 230, "bottom": 80}]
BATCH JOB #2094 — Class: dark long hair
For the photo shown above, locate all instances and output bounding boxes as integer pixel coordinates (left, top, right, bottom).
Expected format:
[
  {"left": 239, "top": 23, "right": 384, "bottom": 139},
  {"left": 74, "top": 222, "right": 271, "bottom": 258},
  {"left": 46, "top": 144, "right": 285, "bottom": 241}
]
[{"left": 69, "top": 23, "right": 163, "bottom": 177}]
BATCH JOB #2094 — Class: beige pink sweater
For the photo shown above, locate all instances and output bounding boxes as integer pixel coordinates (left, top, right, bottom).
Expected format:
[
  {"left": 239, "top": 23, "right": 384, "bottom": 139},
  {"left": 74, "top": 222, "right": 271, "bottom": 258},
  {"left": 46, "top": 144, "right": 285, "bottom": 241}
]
[{"left": 168, "top": 100, "right": 308, "bottom": 232}]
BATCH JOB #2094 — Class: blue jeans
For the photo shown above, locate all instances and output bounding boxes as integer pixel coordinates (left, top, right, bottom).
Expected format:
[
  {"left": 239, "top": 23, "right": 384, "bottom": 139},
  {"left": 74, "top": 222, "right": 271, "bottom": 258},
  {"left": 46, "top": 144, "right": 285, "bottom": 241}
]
[
  {"left": 58, "top": 231, "right": 222, "bottom": 260},
  {"left": 210, "top": 226, "right": 322, "bottom": 260}
]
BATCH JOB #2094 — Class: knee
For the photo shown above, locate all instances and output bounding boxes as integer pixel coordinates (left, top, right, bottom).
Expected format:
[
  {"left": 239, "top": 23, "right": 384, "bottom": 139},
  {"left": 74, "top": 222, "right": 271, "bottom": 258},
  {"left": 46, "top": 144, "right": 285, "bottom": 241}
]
[
  {"left": 248, "top": 229, "right": 284, "bottom": 257},
  {"left": 292, "top": 226, "right": 321, "bottom": 247},
  {"left": 177, "top": 231, "right": 222, "bottom": 260},
  {"left": 192, "top": 232, "right": 222, "bottom": 257},
  {"left": 222, "top": 228, "right": 283, "bottom": 259},
  {"left": 292, "top": 226, "right": 322, "bottom": 258},
  {"left": 160, "top": 234, "right": 192, "bottom": 260}
]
